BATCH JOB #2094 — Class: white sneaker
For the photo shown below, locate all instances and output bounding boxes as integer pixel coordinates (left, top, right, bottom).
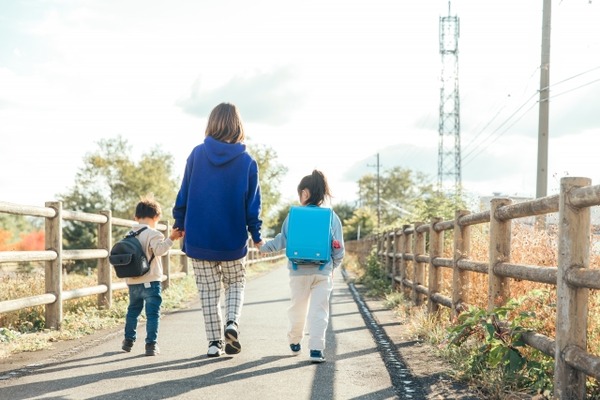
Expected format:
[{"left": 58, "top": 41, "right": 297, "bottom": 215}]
[
  {"left": 224, "top": 321, "right": 241, "bottom": 355},
  {"left": 207, "top": 340, "right": 224, "bottom": 357}
]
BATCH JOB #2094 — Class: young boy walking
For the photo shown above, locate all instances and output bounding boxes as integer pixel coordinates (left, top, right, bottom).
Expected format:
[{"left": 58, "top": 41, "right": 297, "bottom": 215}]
[{"left": 121, "top": 197, "right": 183, "bottom": 356}]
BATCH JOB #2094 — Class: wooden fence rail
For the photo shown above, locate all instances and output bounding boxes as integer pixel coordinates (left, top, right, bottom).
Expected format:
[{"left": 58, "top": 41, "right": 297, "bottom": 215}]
[
  {"left": 346, "top": 176, "right": 599, "bottom": 399},
  {"left": 0, "top": 200, "right": 285, "bottom": 331}
]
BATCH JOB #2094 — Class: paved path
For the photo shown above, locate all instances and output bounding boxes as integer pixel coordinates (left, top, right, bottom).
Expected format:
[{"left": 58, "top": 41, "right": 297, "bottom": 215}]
[{"left": 0, "top": 264, "right": 479, "bottom": 400}]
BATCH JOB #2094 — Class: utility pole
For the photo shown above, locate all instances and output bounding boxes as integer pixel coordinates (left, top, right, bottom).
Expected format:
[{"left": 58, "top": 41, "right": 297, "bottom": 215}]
[
  {"left": 536, "top": 0, "right": 551, "bottom": 199},
  {"left": 368, "top": 153, "right": 381, "bottom": 231}
]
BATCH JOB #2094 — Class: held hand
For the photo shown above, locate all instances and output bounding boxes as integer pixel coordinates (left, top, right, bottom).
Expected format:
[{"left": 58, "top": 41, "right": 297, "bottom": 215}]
[
  {"left": 254, "top": 240, "right": 264, "bottom": 249},
  {"left": 170, "top": 227, "right": 185, "bottom": 241}
]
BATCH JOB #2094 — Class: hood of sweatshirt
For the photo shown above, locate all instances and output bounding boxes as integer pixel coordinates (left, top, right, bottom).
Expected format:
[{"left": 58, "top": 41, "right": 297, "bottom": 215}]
[{"left": 203, "top": 136, "right": 247, "bottom": 166}]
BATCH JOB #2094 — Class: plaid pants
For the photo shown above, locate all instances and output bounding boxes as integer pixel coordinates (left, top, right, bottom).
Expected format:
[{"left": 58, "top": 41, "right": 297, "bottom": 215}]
[{"left": 191, "top": 258, "right": 246, "bottom": 342}]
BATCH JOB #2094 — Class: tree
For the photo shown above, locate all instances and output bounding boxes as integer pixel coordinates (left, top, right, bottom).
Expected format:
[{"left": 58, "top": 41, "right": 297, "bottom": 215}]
[
  {"left": 0, "top": 214, "right": 41, "bottom": 240},
  {"left": 59, "top": 136, "right": 180, "bottom": 273},
  {"left": 16, "top": 231, "right": 44, "bottom": 251},
  {"left": 0, "top": 229, "right": 12, "bottom": 251},
  {"left": 343, "top": 207, "right": 377, "bottom": 241},
  {"left": 332, "top": 202, "right": 355, "bottom": 225},
  {"left": 354, "top": 165, "right": 469, "bottom": 236},
  {"left": 247, "top": 143, "right": 288, "bottom": 232},
  {"left": 357, "top": 166, "right": 441, "bottom": 230}
]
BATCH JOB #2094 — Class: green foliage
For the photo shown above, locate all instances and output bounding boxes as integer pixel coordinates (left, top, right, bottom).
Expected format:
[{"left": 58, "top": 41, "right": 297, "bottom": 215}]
[
  {"left": 357, "top": 166, "right": 437, "bottom": 229},
  {"left": 332, "top": 202, "right": 355, "bottom": 224},
  {"left": 0, "top": 327, "right": 19, "bottom": 343},
  {"left": 247, "top": 143, "right": 288, "bottom": 231},
  {"left": 446, "top": 292, "right": 554, "bottom": 397},
  {"left": 354, "top": 248, "right": 392, "bottom": 297},
  {"left": 268, "top": 202, "right": 294, "bottom": 237},
  {"left": 355, "top": 166, "right": 472, "bottom": 234},
  {"left": 62, "top": 136, "right": 179, "bottom": 220},
  {"left": 58, "top": 136, "right": 180, "bottom": 273},
  {"left": 412, "top": 189, "right": 467, "bottom": 223},
  {"left": 343, "top": 207, "right": 376, "bottom": 241}
]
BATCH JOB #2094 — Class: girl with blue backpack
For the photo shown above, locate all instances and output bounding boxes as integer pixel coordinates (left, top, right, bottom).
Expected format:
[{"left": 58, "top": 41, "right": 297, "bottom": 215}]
[{"left": 260, "top": 170, "right": 345, "bottom": 363}]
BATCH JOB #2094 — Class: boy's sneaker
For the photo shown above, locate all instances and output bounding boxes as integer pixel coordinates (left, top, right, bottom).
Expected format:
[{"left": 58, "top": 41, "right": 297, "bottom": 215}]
[
  {"left": 309, "top": 350, "right": 325, "bottom": 363},
  {"left": 121, "top": 339, "right": 134, "bottom": 352},
  {"left": 145, "top": 342, "right": 159, "bottom": 356},
  {"left": 207, "top": 340, "right": 224, "bottom": 357},
  {"left": 224, "top": 321, "right": 241, "bottom": 355},
  {"left": 290, "top": 343, "right": 301, "bottom": 355}
]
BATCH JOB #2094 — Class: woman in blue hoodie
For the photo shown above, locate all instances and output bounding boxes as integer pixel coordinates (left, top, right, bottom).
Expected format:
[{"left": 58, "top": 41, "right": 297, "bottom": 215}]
[{"left": 173, "top": 102, "right": 264, "bottom": 358}]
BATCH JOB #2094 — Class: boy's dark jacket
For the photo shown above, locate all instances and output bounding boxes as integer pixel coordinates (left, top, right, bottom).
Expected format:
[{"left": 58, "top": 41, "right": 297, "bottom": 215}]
[{"left": 173, "top": 136, "right": 263, "bottom": 261}]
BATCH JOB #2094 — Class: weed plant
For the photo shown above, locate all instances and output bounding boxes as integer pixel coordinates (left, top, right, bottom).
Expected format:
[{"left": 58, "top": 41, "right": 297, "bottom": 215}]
[{"left": 349, "top": 223, "right": 600, "bottom": 398}]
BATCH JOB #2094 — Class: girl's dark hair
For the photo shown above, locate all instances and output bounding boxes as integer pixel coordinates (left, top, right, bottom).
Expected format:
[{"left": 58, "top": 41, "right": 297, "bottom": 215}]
[
  {"left": 205, "top": 102, "right": 245, "bottom": 144},
  {"left": 297, "top": 170, "right": 332, "bottom": 206},
  {"left": 135, "top": 197, "right": 162, "bottom": 219}
]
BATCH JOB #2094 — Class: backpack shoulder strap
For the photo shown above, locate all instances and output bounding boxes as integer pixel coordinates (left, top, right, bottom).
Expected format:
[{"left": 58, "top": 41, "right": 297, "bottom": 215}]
[
  {"left": 127, "top": 226, "right": 148, "bottom": 238},
  {"left": 127, "top": 226, "right": 155, "bottom": 264}
]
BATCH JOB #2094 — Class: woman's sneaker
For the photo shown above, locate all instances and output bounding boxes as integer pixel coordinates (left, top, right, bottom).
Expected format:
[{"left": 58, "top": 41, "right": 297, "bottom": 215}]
[
  {"left": 207, "top": 340, "right": 224, "bottom": 357},
  {"left": 290, "top": 343, "right": 301, "bottom": 355},
  {"left": 309, "top": 350, "right": 325, "bottom": 363},
  {"left": 224, "top": 321, "right": 241, "bottom": 355}
]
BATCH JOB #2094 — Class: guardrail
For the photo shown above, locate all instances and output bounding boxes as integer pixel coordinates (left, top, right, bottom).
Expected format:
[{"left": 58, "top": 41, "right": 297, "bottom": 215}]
[
  {"left": 346, "top": 176, "right": 600, "bottom": 399},
  {"left": 0, "top": 200, "right": 285, "bottom": 331}
]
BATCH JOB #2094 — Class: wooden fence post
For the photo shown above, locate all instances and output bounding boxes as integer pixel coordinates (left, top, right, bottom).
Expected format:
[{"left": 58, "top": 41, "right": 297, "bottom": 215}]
[
  {"left": 428, "top": 217, "right": 443, "bottom": 315},
  {"left": 488, "top": 198, "right": 512, "bottom": 311},
  {"left": 162, "top": 221, "right": 172, "bottom": 290},
  {"left": 413, "top": 222, "right": 425, "bottom": 306},
  {"left": 45, "top": 201, "right": 63, "bottom": 329},
  {"left": 98, "top": 210, "right": 112, "bottom": 308},
  {"left": 378, "top": 232, "right": 384, "bottom": 265},
  {"left": 452, "top": 210, "right": 470, "bottom": 318},
  {"left": 181, "top": 253, "right": 189, "bottom": 275},
  {"left": 386, "top": 230, "right": 393, "bottom": 282},
  {"left": 400, "top": 225, "right": 411, "bottom": 294},
  {"left": 554, "top": 177, "right": 590, "bottom": 399},
  {"left": 392, "top": 228, "right": 401, "bottom": 290}
]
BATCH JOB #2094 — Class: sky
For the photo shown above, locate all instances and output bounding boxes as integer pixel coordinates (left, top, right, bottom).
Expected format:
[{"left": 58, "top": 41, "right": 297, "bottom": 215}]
[{"left": 2, "top": 0, "right": 600, "bottom": 212}]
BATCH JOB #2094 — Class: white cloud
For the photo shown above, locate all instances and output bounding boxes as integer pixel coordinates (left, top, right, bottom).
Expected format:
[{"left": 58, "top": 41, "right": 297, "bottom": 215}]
[{"left": 2, "top": 0, "right": 600, "bottom": 209}]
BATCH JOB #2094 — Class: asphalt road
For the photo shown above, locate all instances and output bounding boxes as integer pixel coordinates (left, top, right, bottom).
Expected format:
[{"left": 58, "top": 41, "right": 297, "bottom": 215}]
[{"left": 0, "top": 264, "right": 479, "bottom": 400}]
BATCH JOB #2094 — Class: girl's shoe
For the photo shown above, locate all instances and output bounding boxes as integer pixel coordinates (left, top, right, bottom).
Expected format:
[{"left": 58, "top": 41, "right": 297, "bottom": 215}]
[
  {"left": 309, "top": 349, "right": 325, "bottom": 363},
  {"left": 290, "top": 343, "right": 301, "bottom": 355}
]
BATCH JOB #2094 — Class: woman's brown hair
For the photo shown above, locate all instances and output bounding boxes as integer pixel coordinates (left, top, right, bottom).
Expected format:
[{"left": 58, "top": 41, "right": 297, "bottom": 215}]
[{"left": 205, "top": 102, "right": 245, "bottom": 144}]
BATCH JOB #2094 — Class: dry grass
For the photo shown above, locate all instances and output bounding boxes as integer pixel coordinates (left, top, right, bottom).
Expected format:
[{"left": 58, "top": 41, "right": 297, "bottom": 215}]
[
  {"left": 348, "top": 222, "right": 600, "bottom": 397},
  {"left": 0, "top": 258, "right": 285, "bottom": 359}
]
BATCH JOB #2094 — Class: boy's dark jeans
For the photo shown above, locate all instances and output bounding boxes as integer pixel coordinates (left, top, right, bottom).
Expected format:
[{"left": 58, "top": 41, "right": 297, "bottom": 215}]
[{"left": 125, "top": 281, "right": 162, "bottom": 344}]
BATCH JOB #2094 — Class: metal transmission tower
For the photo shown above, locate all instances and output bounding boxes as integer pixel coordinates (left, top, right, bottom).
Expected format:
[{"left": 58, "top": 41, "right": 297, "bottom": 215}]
[{"left": 437, "top": 3, "right": 461, "bottom": 194}]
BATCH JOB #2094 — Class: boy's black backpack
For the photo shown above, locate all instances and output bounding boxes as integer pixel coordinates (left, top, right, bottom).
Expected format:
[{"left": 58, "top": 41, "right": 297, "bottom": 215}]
[{"left": 109, "top": 227, "right": 155, "bottom": 278}]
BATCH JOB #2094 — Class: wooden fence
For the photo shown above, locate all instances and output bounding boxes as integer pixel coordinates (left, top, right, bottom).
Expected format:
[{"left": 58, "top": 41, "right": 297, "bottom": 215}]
[
  {"left": 0, "top": 200, "right": 285, "bottom": 332},
  {"left": 346, "top": 176, "right": 600, "bottom": 399}
]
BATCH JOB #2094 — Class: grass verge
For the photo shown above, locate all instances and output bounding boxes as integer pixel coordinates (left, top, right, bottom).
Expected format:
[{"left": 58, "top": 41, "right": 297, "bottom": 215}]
[{"left": 0, "top": 259, "right": 284, "bottom": 359}]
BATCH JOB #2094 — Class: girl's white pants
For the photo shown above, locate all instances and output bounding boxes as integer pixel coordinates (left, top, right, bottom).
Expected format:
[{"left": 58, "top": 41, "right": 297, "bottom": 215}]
[{"left": 287, "top": 273, "right": 333, "bottom": 351}]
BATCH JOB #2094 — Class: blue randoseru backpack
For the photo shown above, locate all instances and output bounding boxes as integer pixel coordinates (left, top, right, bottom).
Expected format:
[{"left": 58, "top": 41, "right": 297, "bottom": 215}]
[{"left": 286, "top": 205, "right": 333, "bottom": 270}]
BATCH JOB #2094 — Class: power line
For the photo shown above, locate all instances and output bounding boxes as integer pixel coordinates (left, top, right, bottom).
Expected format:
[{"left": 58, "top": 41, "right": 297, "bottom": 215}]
[{"left": 461, "top": 68, "right": 600, "bottom": 168}]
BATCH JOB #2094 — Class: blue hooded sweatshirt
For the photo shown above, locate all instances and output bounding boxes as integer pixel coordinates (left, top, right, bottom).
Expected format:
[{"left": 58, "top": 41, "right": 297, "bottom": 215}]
[{"left": 172, "top": 136, "right": 263, "bottom": 261}]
